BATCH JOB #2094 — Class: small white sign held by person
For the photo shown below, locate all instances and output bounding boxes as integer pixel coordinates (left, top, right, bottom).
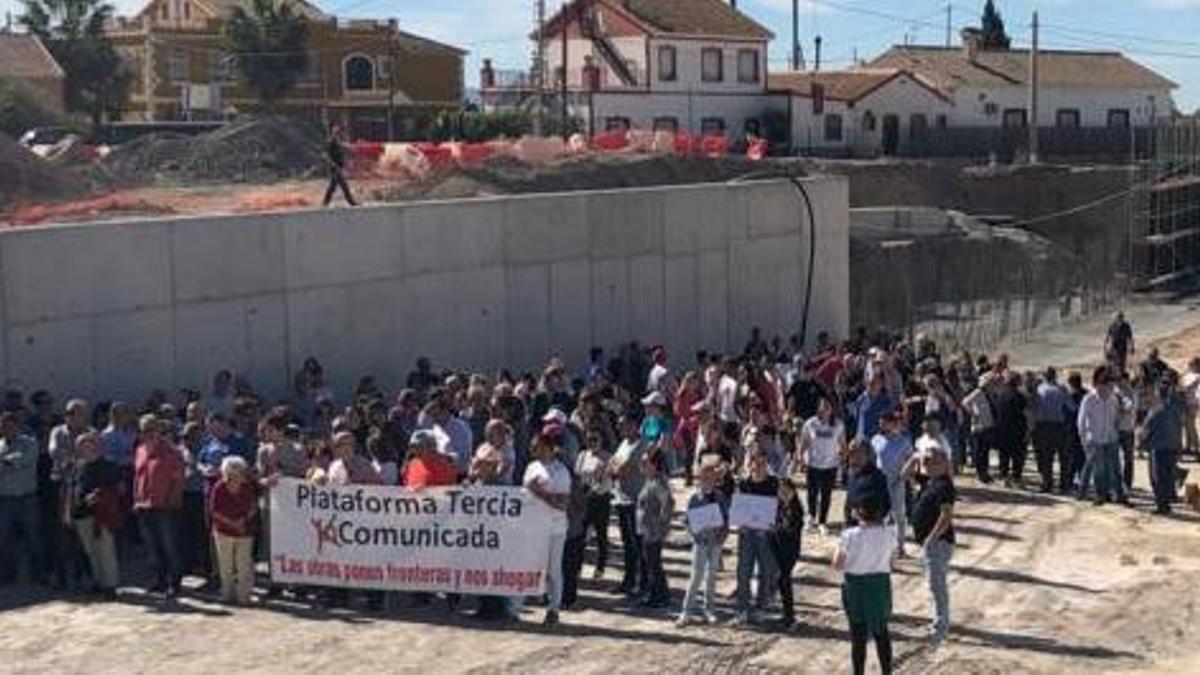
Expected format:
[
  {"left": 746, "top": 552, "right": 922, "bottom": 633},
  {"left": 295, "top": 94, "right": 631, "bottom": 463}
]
[
  {"left": 729, "top": 493, "right": 777, "bottom": 531},
  {"left": 686, "top": 502, "right": 724, "bottom": 533},
  {"left": 270, "top": 479, "right": 556, "bottom": 595}
]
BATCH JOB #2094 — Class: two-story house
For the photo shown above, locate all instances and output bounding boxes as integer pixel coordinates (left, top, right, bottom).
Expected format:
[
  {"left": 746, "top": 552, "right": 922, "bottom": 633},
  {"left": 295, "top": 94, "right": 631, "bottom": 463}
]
[
  {"left": 485, "top": 0, "right": 777, "bottom": 138},
  {"left": 105, "top": 0, "right": 465, "bottom": 137}
]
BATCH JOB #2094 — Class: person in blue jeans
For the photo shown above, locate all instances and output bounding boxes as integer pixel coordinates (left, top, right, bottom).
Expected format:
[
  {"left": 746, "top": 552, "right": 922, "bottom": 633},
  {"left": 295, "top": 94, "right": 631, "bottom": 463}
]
[
  {"left": 677, "top": 457, "right": 727, "bottom": 625},
  {"left": 732, "top": 449, "right": 779, "bottom": 625},
  {"left": 1140, "top": 375, "right": 1185, "bottom": 515},
  {"left": 0, "top": 412, "right": 44, "bottom": 585},
  {"left": 1077, "top": 367, "right": 1126, "bottom": 505},
  {"left": 909, "top": 450, "right": 956, "bottom": 646}
]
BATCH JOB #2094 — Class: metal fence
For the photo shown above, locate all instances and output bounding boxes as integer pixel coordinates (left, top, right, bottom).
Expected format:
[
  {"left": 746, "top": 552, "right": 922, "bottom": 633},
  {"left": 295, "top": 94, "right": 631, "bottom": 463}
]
[{"left": 901, "top": 126, "right": 1156, "bottom": 163}]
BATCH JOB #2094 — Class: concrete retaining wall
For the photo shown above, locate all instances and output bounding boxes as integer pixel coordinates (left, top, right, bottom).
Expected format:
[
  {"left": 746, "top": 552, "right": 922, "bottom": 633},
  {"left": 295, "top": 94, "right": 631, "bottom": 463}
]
[{"left": 0, "top": 177, "right": 849, "bottom": 401}]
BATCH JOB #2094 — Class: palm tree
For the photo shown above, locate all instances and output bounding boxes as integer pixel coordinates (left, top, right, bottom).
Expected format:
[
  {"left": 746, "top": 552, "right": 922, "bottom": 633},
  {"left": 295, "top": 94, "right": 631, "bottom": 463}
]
[{"left": 224, "top": 0, "right": 311, "bottom": 107}]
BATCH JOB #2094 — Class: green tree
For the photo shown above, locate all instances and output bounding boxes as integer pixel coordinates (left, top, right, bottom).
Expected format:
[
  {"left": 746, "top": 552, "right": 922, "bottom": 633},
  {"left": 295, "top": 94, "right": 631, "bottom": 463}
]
[
  {"left": 980, "top": 0, "right": 1011, "bottom": 50},
  {"left": 224, "top": 0, "right": 310, "bottom": 106},
  {"left": 19, "top": 0, "right": 131, "bottom": 124}
]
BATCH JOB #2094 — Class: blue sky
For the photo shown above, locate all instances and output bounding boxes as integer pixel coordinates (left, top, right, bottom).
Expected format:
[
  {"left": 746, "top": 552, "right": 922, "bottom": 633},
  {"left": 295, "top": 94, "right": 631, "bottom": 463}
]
[{"left": 3, "top": 0, "right": 1197, "bottom": 111}]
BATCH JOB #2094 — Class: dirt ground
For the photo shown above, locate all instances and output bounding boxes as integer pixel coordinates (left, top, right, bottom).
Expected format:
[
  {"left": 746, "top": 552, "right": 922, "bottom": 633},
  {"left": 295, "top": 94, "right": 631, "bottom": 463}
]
[{"left": 2, "top": 452, "right": 1197, "bottom": 674}]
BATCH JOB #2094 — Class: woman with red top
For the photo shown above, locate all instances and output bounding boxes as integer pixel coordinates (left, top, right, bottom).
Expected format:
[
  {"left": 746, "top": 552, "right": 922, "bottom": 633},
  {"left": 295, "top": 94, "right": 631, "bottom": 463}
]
[
  {"left": 673, "top": 371, "right": 706, "bottom": 485},
  {"left": 133, "top": 415, "right": 185, "bottom": 599},
  {"left": 209, "top": 456, "right": 258, "bottom": 605},
  {"left": 403, "top": 430, "right": 458, "bottom": 488}
]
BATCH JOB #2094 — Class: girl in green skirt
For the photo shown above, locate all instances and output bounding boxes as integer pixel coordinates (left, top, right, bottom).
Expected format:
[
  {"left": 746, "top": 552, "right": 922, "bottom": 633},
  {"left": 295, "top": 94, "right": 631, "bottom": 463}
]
[{"left": 833, "top": 498, "right": 896, "bottom": 674}]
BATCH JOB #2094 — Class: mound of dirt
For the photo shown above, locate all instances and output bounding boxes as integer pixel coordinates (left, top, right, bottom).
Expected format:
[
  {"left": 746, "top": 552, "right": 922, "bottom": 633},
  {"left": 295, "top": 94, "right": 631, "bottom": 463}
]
[
  {"left": 0, "top": 134, "right": 96, "bottom": 212},
  {"left": 372, "top": 153, "right": 806, "bottom": 202},
  {"left": 102, "top": 115, "right": 326, "bottom": 185}
]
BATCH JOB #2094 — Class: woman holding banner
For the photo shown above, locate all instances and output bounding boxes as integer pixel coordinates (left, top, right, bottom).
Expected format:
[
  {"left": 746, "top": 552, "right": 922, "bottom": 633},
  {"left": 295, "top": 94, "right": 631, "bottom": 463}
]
[{"left": 522, "top": 425, "right": 572, "bottom": 626}]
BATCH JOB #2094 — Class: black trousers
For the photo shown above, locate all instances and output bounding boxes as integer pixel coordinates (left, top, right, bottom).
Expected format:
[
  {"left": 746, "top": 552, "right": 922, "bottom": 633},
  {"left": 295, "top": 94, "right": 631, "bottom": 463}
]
[
  {"left": 972, "top": 429, "right": 995, "bottom": 480},
  {"left": 1033, "top": 422, "right": 1069, "bottom": 491},
  {"left": 997, "top": 434, "right": 1026, "bottom": 480},
  {"left": 773, "top": 538, "right": 800, "bottom": 621},
  {"left": 583, "top": 493, "right": 611, "bottom": 574},
  {"left": 615, "top": 503, "right": 643, "bottom": 592},
  {"left": 851, "top": 622, "right": 893, "bottom": 675},
  {"left": 323, "top": 168, "right": 357, "bottom": 206},
  {"left": 562, "top": 534, "right": 585, "bottom": 607},
  {"left": 807, "top": 467, "right": 836, "bottom": 526},
  {"left": 1119, "top": 430, "right": 1135, "bottom": 491},
  {"left": 641, "top": 540, "right": 668, "bottom": 604}
]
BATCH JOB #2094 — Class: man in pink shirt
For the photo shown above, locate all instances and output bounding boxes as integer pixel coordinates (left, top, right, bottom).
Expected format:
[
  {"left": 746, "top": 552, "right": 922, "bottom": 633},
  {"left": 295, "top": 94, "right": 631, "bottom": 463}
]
[{"left": 133, "top": 415, "right": 185, "bottom": 599}]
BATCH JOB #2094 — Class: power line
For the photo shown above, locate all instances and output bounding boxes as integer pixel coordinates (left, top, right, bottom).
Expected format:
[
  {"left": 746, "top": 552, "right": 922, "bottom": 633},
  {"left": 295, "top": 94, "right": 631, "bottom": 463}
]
[{"left": 1038, "top": 22, "right": 1200, "bottom": 50}]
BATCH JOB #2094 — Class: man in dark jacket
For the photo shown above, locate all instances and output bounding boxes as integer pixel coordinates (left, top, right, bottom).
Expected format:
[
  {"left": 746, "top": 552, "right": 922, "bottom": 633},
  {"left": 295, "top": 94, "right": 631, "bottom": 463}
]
[
  {"left": 1140, "top": 374, "right": 1185, "bottom": 514},
  {"left": 322, "top": 123, "right": 358, "bottom": 207}
]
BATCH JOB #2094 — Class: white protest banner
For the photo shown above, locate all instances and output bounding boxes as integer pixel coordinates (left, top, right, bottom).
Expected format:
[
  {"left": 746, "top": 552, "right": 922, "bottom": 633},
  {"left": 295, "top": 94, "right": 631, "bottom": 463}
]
[
  {"left": 270, "top": 479, "right": 556, "bottom": 596},
  {"left": 729, "top": 493, "right": 777, "bottom": 531},
  {"left": 686, "top": 503, "right": 724, "bottom": 533}
]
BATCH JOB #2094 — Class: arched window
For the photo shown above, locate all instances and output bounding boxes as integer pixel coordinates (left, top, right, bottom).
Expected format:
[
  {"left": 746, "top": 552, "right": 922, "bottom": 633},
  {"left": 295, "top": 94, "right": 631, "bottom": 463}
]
[
  {"left": 343, "top": 55, "right": 375, "bottom": 91},
  {"left": 862, "top": 111, "right": 877, "bottom": 132}
]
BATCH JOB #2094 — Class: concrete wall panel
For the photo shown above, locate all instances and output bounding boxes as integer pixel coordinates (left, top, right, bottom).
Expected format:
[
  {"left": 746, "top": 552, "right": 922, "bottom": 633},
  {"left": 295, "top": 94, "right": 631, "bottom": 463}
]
[
  {"left": 697, "top": 251, "right": 730, "bottom": 352},
  {"left": 588, "top": 190, "right": 663, "bottom": 260},
  {"left": 591, "top": 259, "right": 629, "bottom": 352},
  {"left": 93, "top": 308, "right": 175, "bottom": 401},
  {"left": 629, "top": 255, "right": 666, "bottom": 345},
  {"left": 663, "top": 255, "right": 698, "bottom": 361},
  {"left": 6, "top": 318, "right": 93, "bottom": 397},
  {"left": 403, "top": 201, "right": 504, "bottom": 276},
  {"left": 173, "top": 216, "right": 284, "bottom": 302},
  {"left": 549, "top": 260, "right": 593, "bottom": 364},
  {"left": 284, "top": 208, "right": 404, "bottom": 289},
  {"left": 175, "top": 296, "right": 287, "bottom": 395},
  {"left": 3, "top": 223, "right": 170, "bottom": 322},
  {"left": 663, "top": 185, "right": 730, "bottom": 255},
  {"left": 504, "top": 264, "right": 550, "bottom": 369},
  {"left": 503, "top": 194, "right": 589, "bottom": 264}
]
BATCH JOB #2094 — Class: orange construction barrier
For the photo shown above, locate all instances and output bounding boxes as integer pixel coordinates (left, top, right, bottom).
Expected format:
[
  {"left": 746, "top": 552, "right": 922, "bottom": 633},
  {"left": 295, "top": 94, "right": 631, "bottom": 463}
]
[{"left": 592, "top": 130, "right": 629, "bottom": 151}]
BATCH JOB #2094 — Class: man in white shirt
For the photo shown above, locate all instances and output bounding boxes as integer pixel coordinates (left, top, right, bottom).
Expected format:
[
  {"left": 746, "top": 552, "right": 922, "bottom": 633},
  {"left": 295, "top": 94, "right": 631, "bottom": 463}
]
[
  {"left": 1076, "top": 367, "right": 1126, "bottom": 505},
  {"left": 1181, "top": 358, "right": 1200, "bottom": 455},
  {"left": 716, "top": 358, "right": 740, "bottom": 433}
]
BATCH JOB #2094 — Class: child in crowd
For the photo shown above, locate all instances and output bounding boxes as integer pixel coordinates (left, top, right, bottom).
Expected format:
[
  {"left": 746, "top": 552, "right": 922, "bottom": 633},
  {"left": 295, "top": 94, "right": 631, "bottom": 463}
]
[
  {"left": 611, "top": 415, "right": 647, "bottom": 597},
  {"left": 575, "top": 429, "right": 613, "bottom": 579},
  {"left": 733, "top": 448, "right": 779, "bottom": 625},
  {"left": 677, "top": 456, "right": 727, "bottom": 625},
  {"left": 772, "top": 478, "right": 804, "bottom": 629},
  {"left": 910, "top": 450, "right": 956, "bottom": 646},
  {"left": 833, "top": 497, "right": 896, "bottom": 675},
  {"left": 208, "top": 456, "right": 258, "bottom": 605},
  {"left": 636, "top": 450, "right": 674, "bottom": 609}
]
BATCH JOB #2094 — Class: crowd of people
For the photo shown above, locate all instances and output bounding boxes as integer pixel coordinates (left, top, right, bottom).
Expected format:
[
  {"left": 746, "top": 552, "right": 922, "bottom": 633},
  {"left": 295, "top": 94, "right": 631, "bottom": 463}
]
[{"left": 0, "top": 314, "right": 1195, "bottom": 674}]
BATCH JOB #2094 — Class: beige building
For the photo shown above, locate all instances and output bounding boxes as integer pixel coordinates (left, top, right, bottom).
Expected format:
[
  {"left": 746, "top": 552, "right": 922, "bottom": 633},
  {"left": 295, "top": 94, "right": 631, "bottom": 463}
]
[
  {"left": 0, "top": 33, "right": 66, "bottom": 116},
  {"left": 105, "top": 0, "right": 465, "bottom": 137}
]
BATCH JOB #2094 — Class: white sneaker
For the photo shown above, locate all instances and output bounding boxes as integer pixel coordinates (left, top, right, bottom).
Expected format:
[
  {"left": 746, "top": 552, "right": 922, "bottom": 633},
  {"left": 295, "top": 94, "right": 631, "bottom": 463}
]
[
  {"left": 703, "top": 610, "right": 719, "bottom": 625},
  {"left": 728, "top": 612, "right": 749, "bottom": 626},
  {"left": 803, "top": 522, "right": 816, "bottom": 534},
  {"left": 818, "top": 524, "right": 829, "bottom": 537},
  {"left": 675, "top": 613, "right": 693, "bottom": 627}
]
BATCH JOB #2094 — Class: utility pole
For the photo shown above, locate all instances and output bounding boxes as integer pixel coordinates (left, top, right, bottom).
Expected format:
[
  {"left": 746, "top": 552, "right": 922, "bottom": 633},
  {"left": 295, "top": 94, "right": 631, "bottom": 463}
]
[
  {"left": 945, "top": 4, "right": 952, "bottom": 47},
  {"left": 387, "top": 23, "right": 397, "bottom": 143},
  {"left": 533, "top": 0, "right": 546, "bottom": 137},
  {"left": 814, "top": 35, "right": 822, "bottom": 72},
  {"left": 560, "top": 3, "right": 569, "bottom": 140},
  {"left": 1029, "top": 10, "right": 1040, "bottom": 164},
  {"left": 792, "top": 0, "right": 800, "bottom": 70}
]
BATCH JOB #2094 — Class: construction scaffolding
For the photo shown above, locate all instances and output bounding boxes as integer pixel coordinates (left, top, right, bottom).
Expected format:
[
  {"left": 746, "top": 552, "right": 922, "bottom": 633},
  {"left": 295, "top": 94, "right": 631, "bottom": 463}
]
[{"left": 1134, "top": 119, "right": 1200, "bottom": 290}]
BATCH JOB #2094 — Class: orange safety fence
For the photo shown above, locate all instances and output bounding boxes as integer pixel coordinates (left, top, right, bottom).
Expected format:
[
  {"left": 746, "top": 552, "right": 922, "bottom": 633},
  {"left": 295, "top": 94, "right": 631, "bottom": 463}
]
[{"left": 6, "top": 194, "right": 177, "bottom": 226}]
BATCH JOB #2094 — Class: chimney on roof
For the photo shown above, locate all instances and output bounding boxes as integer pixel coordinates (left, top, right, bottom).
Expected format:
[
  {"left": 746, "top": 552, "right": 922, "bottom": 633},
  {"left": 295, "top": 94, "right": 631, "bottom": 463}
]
[
  {"left": 961, "top": 27, "right": 984, "bottom": 62},
  {"left": 730, "top": 1, "right": 737, "bottom": 8}
]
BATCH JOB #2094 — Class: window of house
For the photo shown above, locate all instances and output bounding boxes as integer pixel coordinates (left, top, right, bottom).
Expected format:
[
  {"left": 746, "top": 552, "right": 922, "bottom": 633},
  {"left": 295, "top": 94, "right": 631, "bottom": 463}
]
[
  {"left": 213, "top": 54, "right": 238, "bottom": 82},
  {"left": 862, "top": 111, "right": 877, "bottom": 132},
  {"left": 657, "top": 46, "right": 677, "bottom": 82},
  {"left": 736, "top": 49, "right": 759, "bottom": 83},
  {"left": 169, "top": 49, "right": 189, "bottom": 82},
  {"left": 700, "top": 117, "right": 725, "bottom": 135},
  {"left": 652, "top": 117, "right": 679, "bottom": 133},
  {"left": 1056, "top": 108, "right": 1081, "bottom": 129},
  {"left": 160, "top": 3, "right": 168, "bottom": 19},
  {"left": 1108, "top": 108, "right": 1130, "bottom": 129},
  {"left": 935, "top": 114, "right": 948, "bottom": 129},
  {"left": 1002, "top": 108, "right": 1028, "bottom": 128},
  {"left": 824, "top": 113, "right": 843, "bottom": 142},
  {"left": 701, "top": 48, "right": 723, "bottom": 82},
  {"left": 744, "top": 118, "right": 762, "bottom": 137},
  {"left": 183, "top": 2, "right": 190, "bottom": 20},
  {"left": 605, "top": 117, "right": 631, "bottom": 131},
  {"left": 909, "top": 113, "right": 928, "bottom": 140},
  {"left": 344, "top": 55, "right": 375, "bottom": 91}
]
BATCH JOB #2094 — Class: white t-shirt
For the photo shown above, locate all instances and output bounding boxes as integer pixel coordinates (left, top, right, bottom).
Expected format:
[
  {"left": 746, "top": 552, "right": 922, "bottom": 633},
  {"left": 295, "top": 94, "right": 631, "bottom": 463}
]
[
  {"left": 915, "top": 433, "right": 952, "bottom": 461},
  {"left": 647, "top": 364, "right": 671, "bottom": 396},
  {"left": 801, "top": 417, "right": 844, "bottom": 470},
  {"left": 1183, "top": 372, "right": 1200, "bottom": 408},
  {"left": 523, "top": 459, "right": 571, "bottom": 533},
  {"left": 839, "top": 525, "right": 896, "bottom": 575},
  {"left": 717, "top": 375, "right": 739, "bottom": 423}
]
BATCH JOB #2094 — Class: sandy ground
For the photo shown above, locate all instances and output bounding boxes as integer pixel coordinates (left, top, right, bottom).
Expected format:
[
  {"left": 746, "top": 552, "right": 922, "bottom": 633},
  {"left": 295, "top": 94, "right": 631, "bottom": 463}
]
[{"left": 2, "top": 453, "right": 1197, "bottom": 675}]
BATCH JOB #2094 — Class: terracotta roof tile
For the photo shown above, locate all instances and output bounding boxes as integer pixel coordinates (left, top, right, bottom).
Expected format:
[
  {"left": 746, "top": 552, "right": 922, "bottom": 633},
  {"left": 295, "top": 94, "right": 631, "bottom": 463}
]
[{"left": 0, "top": 34, "right": 65, "bottom": 80}]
